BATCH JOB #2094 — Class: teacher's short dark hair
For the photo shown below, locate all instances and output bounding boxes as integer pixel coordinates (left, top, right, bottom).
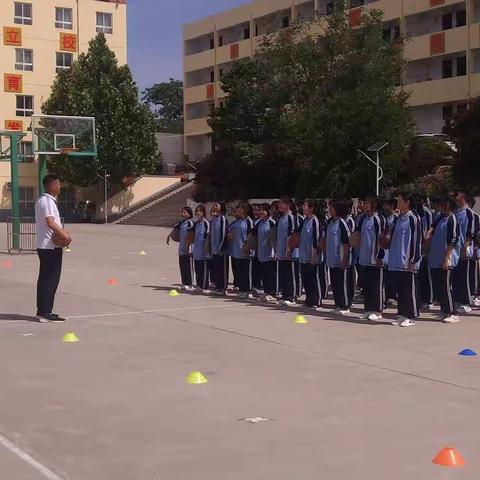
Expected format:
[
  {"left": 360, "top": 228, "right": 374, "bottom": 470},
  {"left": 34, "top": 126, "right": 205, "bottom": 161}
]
[{"left": 42, "top": 174, "right": 60, "bottom": 188}]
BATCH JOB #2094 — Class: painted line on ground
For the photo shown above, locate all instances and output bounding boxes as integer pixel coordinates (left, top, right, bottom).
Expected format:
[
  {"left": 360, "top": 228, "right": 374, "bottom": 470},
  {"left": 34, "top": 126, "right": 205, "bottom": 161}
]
[
  {"left": 0, "top": 431, "right": 63, "bottom": 480},
  {"left": 66, "top": 303, "right": 244, "bottom": 320}
]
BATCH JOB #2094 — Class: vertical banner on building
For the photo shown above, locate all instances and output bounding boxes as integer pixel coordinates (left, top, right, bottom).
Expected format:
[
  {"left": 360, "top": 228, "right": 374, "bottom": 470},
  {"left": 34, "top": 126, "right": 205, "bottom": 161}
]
[
  {"left": 3, "top": 26, "right": 22, "bottom": 46},
  {"left": 4, "top": 74, "right": 23, "bottom": 93},
  {"left": 60, "top": 32, "right": 78, "bottom": 52}
]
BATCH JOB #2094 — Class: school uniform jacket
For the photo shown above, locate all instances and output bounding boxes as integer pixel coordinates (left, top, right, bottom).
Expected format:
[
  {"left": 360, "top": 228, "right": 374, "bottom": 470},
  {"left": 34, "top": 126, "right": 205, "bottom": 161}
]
[
  {"left": 358, "top": 213, "right": 386, "bottom": 267},
  {"left": 231, "top": 217, "right": 254, "bottom": 259},
  {"left": 326, "top": 218, "right": 351, "bottom": 269},
  {"left": 210, "top": 215, "right": 228, "bottom": 255},
  {"left": 428, "top": 213, "right": 460, "bottom": 269},
  {"left": 193, "top": 219, "right": 211, "bottom": 261},
  {"left": 276, "top": 212, "right": 296, "bottom": 261},
  {"left": 174, "top": 219, "right": 194, "bottom": 256},
  {"left": 388, "top": 211, "right": 422, "bottom": 272},
  {"left": 299, "top": 216, "right": 322, "bottom": 264},
  {"left": 253, "top": 217, "right": 276, "bottom": 262}
]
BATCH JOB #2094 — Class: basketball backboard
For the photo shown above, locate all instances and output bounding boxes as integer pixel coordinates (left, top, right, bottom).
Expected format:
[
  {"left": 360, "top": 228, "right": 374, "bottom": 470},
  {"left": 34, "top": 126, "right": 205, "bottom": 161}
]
[{"left": 30, "top": 115, "right": 96, "bottom": 156}]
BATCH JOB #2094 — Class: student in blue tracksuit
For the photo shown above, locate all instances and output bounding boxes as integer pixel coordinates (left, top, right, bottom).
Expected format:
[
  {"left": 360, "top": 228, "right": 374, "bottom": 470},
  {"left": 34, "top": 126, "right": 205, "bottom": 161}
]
[
  {"left": 467, "top": 196, "right": 480, "bottom": 305},
  {"left": 316, "top": 200, "right": 328, "bottom": 299},
  {"left": 428, "top": 195, "right": 461, "bottom": 323},
  {"left": 382, "top": 198, "right": 398, "bottom": 306},
  {"left": 210, "top": 201, "right": 229, "bottom": 295},
  {"left": 418, "top": 195, "right": 434, "bottom": 309},
  {"left": 231, "top": 202, "right": 254, "bottom": 298},
  {"left": 453, "top": 191, "right": 475, "bottom": 313},
  {"left": 326, "top": 200, "right": 354, "bottom": 315},
  {"left": 299, "top": 199, "right": 323, "bottom": 309},
  {"left": 358, "top": 196, "right": 386, "bottom": 321},
  {"left": 276, "top": 197, "right": 297, "bottom": 306},
  {"left": 388, "top": 192, "right": 423, "bottom": 327},
  {"left": 292, "top": 200, "right": 305, "bottom": 299},
  {"left": 253, "top": 203, "right": 277, "bottom": 303},
  {"left": 228, "top": 206, "right": 240, "bottom": 291},
  {"left": 168, "top": 206, "right": 195, "bottom": 291},
  {"left": 251, "top": 203, "right": 263, "bottom": 293},
  {"left": 352, "top": 197, "right": 365, "bottom": 295},
  {"left": 193, "top": 204, "right": 212, "bottom": 292}
]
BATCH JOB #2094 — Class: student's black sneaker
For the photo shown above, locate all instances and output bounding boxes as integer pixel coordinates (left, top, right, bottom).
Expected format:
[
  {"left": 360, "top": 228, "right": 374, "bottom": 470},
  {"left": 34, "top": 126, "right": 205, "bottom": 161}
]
[{"left": 36, "top": 313, "right": 65, "bottom": 323}]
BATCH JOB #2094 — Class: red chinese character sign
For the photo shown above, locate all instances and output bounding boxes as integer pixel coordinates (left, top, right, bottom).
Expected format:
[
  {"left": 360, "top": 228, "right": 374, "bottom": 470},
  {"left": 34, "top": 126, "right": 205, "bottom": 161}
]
[
  {"left": 3, "top": 27, "right": 22, "bottom": 46},
  {"left": 60, "top": 33, "right": 77, "bottom": 52},
  {"left": 4, "top": 120, "right": 24, "bottom": 131},
  {"left": 4, "top": 74, "right": 23, "bottom": 93}
]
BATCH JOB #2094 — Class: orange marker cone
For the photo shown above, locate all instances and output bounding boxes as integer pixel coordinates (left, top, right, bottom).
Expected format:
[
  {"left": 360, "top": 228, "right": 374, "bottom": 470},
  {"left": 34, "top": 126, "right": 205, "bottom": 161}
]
[
  {"left": 2, "top": 260, "right": 12, "bottom": 269},
  {"left": 432, "top": 446, "right": 465, "bottom": 467},
  {"left": 107, "top": 277, "right": 118, "bottom": 286}
]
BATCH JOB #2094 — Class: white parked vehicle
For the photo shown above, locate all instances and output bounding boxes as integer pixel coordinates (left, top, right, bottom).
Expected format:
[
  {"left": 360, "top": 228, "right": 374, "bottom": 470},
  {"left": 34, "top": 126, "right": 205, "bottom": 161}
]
[{"left": 414, "top": 133, "right": 457, "bottom": 153}]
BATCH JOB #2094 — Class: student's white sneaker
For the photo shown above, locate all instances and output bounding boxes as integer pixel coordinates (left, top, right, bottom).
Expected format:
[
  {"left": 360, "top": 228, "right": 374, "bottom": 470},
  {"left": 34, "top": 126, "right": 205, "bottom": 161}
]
[
  {"left": 183, "top": 285, "right": 194, "bottom": 292},
  {"left": 211, "top": 289, "right": 226, "bottom": 296},
  {"left": 443, "top": 314, "right": 460, "bottom": 324},
  {"left": 367, "top": 313, "right": 383, "bottom": 321},
  {"left": 334, "top": 308, "right": 350, "bottom": 316},
  {"left": 264, "top": 295, "right": 278, "bottom": 304},
  {"left": 202, "top": 289, "right": 211, "bottom": 295},
  {"left": 472, "top": 297, "right": 480, "bottom": 307},
  {"left": 457, "top": 305, "right": 472, "bottom": 314},
  {"left": 281, "top": 300, "right": 299, "bottom": 308},
  {"left": 252, "top": 288, "right": 263, "bottom": 295},
  {"left": 360, "top": 311, "right": 372, "bottom": 320},
  {"left": 421, "top": 303, "right": 435, "bottom": 311},
  {"left": 399, "top": 318, "right": 416, "bottom": 327},
  {"left": 310, "top": 306, "right": 324, "bottom": 312}
]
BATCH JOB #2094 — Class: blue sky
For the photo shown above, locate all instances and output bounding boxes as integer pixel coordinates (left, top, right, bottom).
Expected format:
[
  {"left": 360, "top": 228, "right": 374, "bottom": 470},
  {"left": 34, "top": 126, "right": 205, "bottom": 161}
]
[{"left": 127, "top": 0, "right": 247, "bottom": 92}]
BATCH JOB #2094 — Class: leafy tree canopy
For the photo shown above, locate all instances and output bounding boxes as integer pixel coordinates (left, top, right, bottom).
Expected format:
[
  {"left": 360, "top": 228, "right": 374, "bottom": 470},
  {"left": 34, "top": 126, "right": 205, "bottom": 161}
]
[
  {"left": 42, "top": 34, "right": 159, "bottom": 186},
  {"left": 142, "top": 79, "right": 184, "bottom": 133},
  {"left": 195, "top": 0, "right": 415, "bottom": 201}
]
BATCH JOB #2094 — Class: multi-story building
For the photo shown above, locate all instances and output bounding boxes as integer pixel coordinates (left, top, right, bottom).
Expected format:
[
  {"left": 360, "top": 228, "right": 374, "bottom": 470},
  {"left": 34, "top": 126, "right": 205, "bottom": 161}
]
[
  {"left": 0, "top": 0, "right": 127, "bottom": 218},
  {"left": 183, "top": 0, "right": 480, "bottom": 162}
]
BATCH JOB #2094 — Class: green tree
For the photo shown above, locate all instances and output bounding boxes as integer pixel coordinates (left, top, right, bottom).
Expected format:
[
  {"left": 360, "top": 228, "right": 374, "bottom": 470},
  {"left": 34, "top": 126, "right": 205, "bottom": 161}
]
[
  {"left": 42, "top": 34, "right": 159, "bottom": 186},
  {"left": 142, "top": 79, "right": 184, "bottom": 133},
  {"left": 451, "top": 99, "right": 480, "bottom": 194},
  {"left": 196, "top": 0, "right": 414, "bottom": 199}
]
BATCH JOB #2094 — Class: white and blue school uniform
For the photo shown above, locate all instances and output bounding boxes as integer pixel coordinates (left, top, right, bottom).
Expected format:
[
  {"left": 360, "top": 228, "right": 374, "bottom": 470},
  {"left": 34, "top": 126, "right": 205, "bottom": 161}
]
[
  {"left": 193, "top": 218, "right": 211, "bottom": 290},
  {"left": 231, "top": 216, "right": 254, "bottom": 293},
  {"left": 326, "top": 218, "right": 354, "bottom": 309},
  {"left": 429, "top": 213, "right": 460, "bottom": 315},
  {"left": 358, "top": 213, "right": 386, "bottom": 313},
  {"left": 453, "top": 206, "right": 476, "bottom": 305},
  {"left": 255, "top": 217, "right": 277, "bottom": 296},
  {"left": 210, "top": 215, "right": 229, "bottom": 291},
  {"left": 383, "top": 213, "right": 398, "bottom": 303},
  {"left": 276, "top": 212, "right": 296, "bottom": 302},
  {"left": 418, "top": 207, "right": 434, "bottom": 306},
  {"left": 352, "top": 213, "right": 364, "bottom": 293},
  {"left": 299, "top": 215, "right": 323, "bottom": 307},
  {"left": 228, "top": 218, "right": 240, "bottom": 288},
  {"left": 175, "top": 218, "right": 194, "bottom": 287},
  {"left": 389, "top": 211, "right": 422, "bottom": 319},
  {"left": 252, "top": 217, "right": 263, "bottom": 291},
  {"left": 292, "top": 213, "right": 305, "bottom": 297}
]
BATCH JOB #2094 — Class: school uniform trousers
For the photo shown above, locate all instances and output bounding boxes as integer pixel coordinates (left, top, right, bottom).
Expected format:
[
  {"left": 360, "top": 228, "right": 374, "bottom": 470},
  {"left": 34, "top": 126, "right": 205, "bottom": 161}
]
[
  {"left": 363, "top": 265, "right": 384, "bottom": 313},
  {"left": 390, "top": 271, "right": 419, "bottom": 319},
  {"left": 260, "top": 260, "right": 277, "bottom": 296},
  {"left": 212, "top": 254, "right": 229, "bottom": 291},
  {"left": 318, "top": 262, "right": 328, "bottom": 299},
  {"left": 418, "top": 256, "right": 433, "bottom": 305},
  {"left": 231, "top": 257, "right": 240, "bottom": 288},
  {"left": 329, "top": 267, "right": 355, "bottom": 309},
  {"left": 37, "top": 248, "right": 63, "bottom": 315},
  {"left": 278, "top": 259, "right": 296, "bottom": 302},
  {"left": 194, "top": 259, "right": 210, "bottom": 290},
  {"left": 179, "top": 254, "right": 194, "bottom": 287},
  {"left": 384, "top": 266, "right": 397, "bottom": 303},
  {"left": 235, "top": 257, "right": 252, "bottom": 293},
  {"left": 431, "top": 268, "right": 455, "bottom": 315},
  {"left": 468, "top": 258, "right": 478, "bottom": 299},
  {"left": 452, "top": 259, "right": 471, "bottom": 305},
  {"left": 300, "top": 263, "right": 322, "bottom": 307},
  {"left": 293, "top": 260, "right": 301, "bottom": 298},
  {"left": 252, "top": 255, "right": 263, "bottom": 290}
]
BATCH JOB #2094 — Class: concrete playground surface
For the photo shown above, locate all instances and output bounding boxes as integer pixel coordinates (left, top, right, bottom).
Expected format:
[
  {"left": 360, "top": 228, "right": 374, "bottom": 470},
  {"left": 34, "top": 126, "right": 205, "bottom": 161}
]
[{"left": 0, "top": 224, "right": 480, "bottom": 480}]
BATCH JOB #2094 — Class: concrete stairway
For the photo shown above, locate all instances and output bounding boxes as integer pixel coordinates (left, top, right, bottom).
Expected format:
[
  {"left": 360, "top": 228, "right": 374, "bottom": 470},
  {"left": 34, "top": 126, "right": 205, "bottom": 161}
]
[{"left": 115, "top": 182, "right": 194, "bottom": 227}]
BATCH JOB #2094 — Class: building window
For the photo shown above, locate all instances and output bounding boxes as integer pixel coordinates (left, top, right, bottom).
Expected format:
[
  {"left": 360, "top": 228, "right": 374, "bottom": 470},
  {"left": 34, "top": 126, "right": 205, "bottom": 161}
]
[
  {"left": 96, "top": 12, "right": 112, "bottom": 34},
  {"left": 209, "top": 37, "right": 215, "bottom": 49},
  {"left": 442, "top": 13, "right": 453, "bottom": 31},
  {"left": 442, "top": 59, "right": 453, "bottom": 78},
  {"left": 244, "top": 27, "right": 250, "bottom": 40},
  {"left": 19, "top": 187, "right": 35, "bottom": 212},
  {"left": 55, "top": 7, "right": 73, "bottom": 29},
  {"left": 15, "top": 48, "right": 33, "bottom": 71},
  {"left": 457, "top": 56, "right": 467, "bottom": 76},
  {"left": 14, "top": 2, "right": 32, "bottom": 25},
  {"left": 457, "top": 103, "right": 467, "bottom": 115},
  {"left": 19, "top": 141, "right": 33, "bottom": 163},
  {"left": 218, "top": 35, "right": 223, "bottom": 47},
  {"left": 326, "top": 2, "right": 334, "bottom": 15},
  {"left": 56, "top": 52, "right": 73, "bottom": 72},
  {"left": 16, "top": 95, "right": 34, "bottom": 117},
  {"left": 442, "top": 105, "right": 453, "bottom": 119},
  {"left": 281, "top": 16, "right": 290, "bottom": 28},
  {"left": 456, "top": 10, "right": 466, "bottom": 28},
  {"left": 210, "top": 70, "right": 215, "bottom": 83}
]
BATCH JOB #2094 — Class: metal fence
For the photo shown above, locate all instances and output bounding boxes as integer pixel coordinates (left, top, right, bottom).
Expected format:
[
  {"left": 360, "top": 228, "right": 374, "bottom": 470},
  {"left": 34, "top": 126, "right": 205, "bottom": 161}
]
[{"left": 7, "top": 217, "right": 36, "bottom": 253}]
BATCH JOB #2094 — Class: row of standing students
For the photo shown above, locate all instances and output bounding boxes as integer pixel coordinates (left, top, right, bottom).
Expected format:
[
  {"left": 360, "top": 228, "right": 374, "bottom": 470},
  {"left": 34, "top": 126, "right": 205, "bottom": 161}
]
[{"left": 168, "top": 191, "right": 480, "bottom": 327}]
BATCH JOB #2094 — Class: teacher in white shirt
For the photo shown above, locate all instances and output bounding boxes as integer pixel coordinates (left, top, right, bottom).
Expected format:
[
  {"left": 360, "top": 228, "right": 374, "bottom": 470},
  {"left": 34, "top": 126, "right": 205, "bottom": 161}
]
[{"left": 35, "top": 174, "right": 71, "bottom": 323}]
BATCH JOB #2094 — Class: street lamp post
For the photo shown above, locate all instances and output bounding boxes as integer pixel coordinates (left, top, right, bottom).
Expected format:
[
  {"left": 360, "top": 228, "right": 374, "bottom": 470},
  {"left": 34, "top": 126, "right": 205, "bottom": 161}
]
[
  {"left": 357, "top": 142, "right": 389, "bottom": 196},
  {"left": 96, "top": 169, "right": 110, "bottom": 224}
]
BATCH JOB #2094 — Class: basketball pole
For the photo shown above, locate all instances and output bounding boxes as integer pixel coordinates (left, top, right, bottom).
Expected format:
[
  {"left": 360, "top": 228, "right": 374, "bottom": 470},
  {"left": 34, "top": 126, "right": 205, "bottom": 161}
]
[{"left": 38, "top": 154, "right": 47, "bottom": 196}]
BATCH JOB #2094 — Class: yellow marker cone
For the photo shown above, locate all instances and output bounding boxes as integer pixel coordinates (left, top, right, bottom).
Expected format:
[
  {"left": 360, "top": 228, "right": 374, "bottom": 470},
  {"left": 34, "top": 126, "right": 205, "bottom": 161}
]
[
  {"left": 139, "top": 251, "right": 146, "bottom": 256},
  {"left": 294, "top": 315, "right": 308, "bottom": 324},
  {"left": 168, "top": 289, "right": 179, "bottom": 297},
  {"left": 65, "top": 247, "right": 72, "bottom": 253},
  {"left": 62, "top": 332, "right": 79, "bottom": 343},
  {"left": 185, "top": 371, "right": 208, "bottom": 384}
]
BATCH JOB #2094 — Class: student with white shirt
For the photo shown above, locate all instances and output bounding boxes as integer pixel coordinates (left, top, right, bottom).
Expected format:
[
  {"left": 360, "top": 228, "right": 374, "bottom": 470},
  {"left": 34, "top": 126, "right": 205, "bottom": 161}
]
[{"left": 35, "top": 174, "right": 71, "bottom": 322}]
